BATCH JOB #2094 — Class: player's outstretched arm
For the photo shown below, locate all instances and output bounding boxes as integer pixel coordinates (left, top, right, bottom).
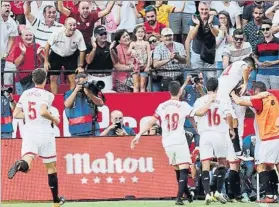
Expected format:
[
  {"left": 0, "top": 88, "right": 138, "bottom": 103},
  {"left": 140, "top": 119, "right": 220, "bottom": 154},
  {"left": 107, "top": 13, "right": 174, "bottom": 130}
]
[
  {"left": 13, "top": 107, "right": 25, "bottom": 119},
  {"left": 230, "top": 91, "right": 252, "bottom": 107},
  {"left": 131, "top": 116, "right": 157, "bottom": 149},
  {"left": 40, "top": 104, "right": 60, "bottom": 126}
]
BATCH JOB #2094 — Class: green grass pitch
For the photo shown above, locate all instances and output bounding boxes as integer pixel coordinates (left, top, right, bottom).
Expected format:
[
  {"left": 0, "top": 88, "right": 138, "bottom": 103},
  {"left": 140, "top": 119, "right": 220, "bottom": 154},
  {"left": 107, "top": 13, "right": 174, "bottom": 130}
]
[{"left": 2, "top": 201, "right": 279, "bottom": 207}]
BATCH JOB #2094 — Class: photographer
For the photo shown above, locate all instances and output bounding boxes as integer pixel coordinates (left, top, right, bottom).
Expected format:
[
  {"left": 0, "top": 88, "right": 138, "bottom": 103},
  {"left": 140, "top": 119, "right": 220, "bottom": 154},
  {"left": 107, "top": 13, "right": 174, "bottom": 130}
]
[
  {"left": 100, "top": 110, "right": 135, "bottom": 137},
  {"left": 64, "top": 73, "right": 104, "bottom": 137},
  {"left": 1, "top": 87, "right": 16, "bottom": 138}
]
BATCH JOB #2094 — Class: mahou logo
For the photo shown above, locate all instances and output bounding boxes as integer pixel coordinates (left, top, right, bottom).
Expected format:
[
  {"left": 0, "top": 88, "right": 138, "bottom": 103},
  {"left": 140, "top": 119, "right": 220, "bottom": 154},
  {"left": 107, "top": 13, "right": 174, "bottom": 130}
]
[{"left": 64, "top": 152, "right": 155, "bottom": 175}]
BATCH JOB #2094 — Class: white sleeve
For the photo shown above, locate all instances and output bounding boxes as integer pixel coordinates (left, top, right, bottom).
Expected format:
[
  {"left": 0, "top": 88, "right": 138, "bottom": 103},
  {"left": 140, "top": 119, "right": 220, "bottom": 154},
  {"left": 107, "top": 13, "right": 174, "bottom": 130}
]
[
  {"left": 47, "top": 31, "right": 57, "bottom": 46},
  {"left": 183, "top": 102, "right": 195, "bottom": 117},
  {"left": 41, "top": 92, "right": 54, "bottom": 108},
  {"left": 273, "top": 10, "right": 279, "bottom": 24},
  {"left": 154, "top": 104, "right": 162, "bottom": 120},
  {"left": 16, "top": 93, "right": 25, "bottom": 108}
]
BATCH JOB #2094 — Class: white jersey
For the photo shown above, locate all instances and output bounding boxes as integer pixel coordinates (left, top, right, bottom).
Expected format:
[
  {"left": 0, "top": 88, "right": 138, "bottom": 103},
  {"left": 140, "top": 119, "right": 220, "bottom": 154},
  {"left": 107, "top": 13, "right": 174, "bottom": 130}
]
[
  {"left": 194, "top": 95, "right": 232, "bottom": 134},
  {"left": 16, "top": 87, "right": 55, "bottom": 134},
  {"left": 218, "top": 61, "right": 248, "bottom": 94},
  {"left": 154, "top": 99, "right": 195, "bottom": 148}
]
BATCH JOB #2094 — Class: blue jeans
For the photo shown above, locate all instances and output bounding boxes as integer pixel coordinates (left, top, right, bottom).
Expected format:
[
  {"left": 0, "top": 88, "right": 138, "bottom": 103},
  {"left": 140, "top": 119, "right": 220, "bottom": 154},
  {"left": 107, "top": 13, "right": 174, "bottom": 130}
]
[
  {"left": 216, "top": 61, "right": 223, "bottom": 78},
  {"left": 248, "top": 70, "right": 257, "bottom": 90},
  {"left": 1, "top": 132, "right": 12, "bottom": 138},
  {"left": 15, "top": 81, "right": 35, "bottom": 95}
]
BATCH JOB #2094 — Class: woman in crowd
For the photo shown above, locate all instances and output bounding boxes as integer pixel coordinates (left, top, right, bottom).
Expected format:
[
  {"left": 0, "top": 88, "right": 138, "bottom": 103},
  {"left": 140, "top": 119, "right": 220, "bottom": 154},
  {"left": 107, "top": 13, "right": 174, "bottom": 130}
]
[
  {"left": 127, "top": 25, "right": 151, "bottom": 92},
  {"left": 215, "top": 10, "right": 233, "bottom": 77},
  {"left": 110, "top": 29, "right": 133, "bottom": 92}
]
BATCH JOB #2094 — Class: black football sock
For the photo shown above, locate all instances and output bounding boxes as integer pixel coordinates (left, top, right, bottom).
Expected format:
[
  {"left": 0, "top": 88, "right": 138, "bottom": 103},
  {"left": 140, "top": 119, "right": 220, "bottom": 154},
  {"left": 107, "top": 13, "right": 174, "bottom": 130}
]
[
  {"left": 201, "top": 171, "right": 211, "bottom": 195},
  {"left": 18, "top": 160, "right": 29, "bottom": 172},
  {"left": 175, "top": 170, "right": 180, "bottom": 183},
  {"left": 228, "top": 170, "right": 238, "bottom": 199},
  {"left": 259, "top": 171, "right": 273, "bottom": 197},
  {"left": 232, "top": 128, "right": 241, "bottom": 153},
  {"left": 177, "top": 169, "right": 189, "bottom": 199},
  {"left": 235, "top": 171, "right": 241, "bottom": 198},
  {"left": 269, "top": 169, "right": 279, "bottom": 195},
  {"left": 48, "top": 173, "right": 60, "bottom": 203},
  {"left": 210, "top": 168, "right": 218, "bottom": 192},
  {"left": 216, "top": 167, "right": 227, "bottom": 193}
]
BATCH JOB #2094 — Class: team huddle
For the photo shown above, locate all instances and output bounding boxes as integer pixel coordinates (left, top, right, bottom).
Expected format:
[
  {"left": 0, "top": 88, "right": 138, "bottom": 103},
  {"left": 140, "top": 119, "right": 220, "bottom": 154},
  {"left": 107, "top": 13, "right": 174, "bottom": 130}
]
[
  {"left": 6, "top": 58, "right": 279, "bottom": 206},
  {"left": 132, "top": 57, "right": 279, "bottom": 205}
]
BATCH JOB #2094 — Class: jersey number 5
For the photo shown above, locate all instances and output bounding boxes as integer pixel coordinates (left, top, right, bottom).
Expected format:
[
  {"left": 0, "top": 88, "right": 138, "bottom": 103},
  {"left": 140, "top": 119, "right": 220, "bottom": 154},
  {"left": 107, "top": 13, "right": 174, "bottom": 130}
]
[
  {"left": 165, "top": 113, "right": 179, "bottom": 131},
  {"left": 28, "top": 101, "right": 37, "bottom": 120},
  {"left": 208, "top": 108, "right": 220, "bottom": 126}
]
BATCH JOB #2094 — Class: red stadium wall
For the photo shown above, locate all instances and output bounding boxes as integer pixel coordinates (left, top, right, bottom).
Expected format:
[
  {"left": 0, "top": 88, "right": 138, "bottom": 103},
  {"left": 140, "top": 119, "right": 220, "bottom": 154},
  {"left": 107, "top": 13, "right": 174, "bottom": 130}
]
[{"left": 2, "top": 137, "right": 179, "bottom": 201}]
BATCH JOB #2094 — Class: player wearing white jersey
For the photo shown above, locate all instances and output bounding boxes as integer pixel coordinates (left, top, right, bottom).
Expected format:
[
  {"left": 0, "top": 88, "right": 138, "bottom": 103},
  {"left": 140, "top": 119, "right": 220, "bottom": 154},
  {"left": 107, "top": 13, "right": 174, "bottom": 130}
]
[
  {"left": 218, "top": 57, "right": 256, "bottom": 97},
  {"left": 7, "top": 69, "right": 65, "bottom": 207},
  {"left": 194, "top": 78, "right": 234, "bottom": 205},
  {"left": 131, "top": 81, "right": 216, "bottom": 205}
]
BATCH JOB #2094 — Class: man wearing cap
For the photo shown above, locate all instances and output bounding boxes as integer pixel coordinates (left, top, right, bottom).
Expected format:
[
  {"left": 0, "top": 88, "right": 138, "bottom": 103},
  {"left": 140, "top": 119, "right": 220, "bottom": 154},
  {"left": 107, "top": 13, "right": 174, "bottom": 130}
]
[
  {"left": 153, "top": 27, "right": 187, "bottom": 91},
  {"left": 64, "top": 72, "right": 104, "bottom": 137},
  {"left": 85, "top": 25, "right": 113, "bottom": 92}
]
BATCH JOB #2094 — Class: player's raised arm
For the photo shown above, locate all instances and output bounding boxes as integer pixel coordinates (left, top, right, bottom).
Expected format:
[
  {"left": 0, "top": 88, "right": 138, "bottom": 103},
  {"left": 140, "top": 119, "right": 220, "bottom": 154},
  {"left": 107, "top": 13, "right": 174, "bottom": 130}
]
[
  {"left": 194, "top": 94, "right": 216, "bottom": 116},
  {"left": 131, "top": 116, "right": 157, "bottom": 149},
  {"left": 40, "top": 104, "right": 60, "bottom": 126}
]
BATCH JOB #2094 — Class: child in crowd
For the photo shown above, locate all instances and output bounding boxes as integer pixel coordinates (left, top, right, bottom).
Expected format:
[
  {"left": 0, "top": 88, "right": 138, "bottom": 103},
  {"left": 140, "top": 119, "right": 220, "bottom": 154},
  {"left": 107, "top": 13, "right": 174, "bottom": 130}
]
[{"left": 127, "top": 25, "right": 151, "bottom": 92}]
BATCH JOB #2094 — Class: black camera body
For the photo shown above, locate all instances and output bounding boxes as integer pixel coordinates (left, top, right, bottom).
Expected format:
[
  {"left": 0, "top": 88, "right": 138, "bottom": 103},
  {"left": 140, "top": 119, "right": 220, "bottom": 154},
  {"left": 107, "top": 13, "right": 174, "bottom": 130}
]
[
  {"left": 1, "top": 87, "right": 13, "bottom": 97},
  {"left": 189, "top": 73, "right": 201, "bottom": 85},
  {"left": 79, "top": 80, "right": 105, "bottom": 95}
]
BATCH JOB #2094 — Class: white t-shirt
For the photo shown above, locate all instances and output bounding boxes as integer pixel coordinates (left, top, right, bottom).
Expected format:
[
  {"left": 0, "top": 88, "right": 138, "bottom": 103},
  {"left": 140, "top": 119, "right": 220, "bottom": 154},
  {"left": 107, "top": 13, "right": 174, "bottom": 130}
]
[
  {"left": 210, "top": 1, "right": 241, "bottom": 27},
  {"left": 0, "top": 16, "right": 18, "bottom": 56},
  {"left": 17, "top": 88, "right": 55, "bottom": 134},
  {"left": 215, "top": 28, "right": 234, "bottom": 62},
  {"left": 272, "top": 10, "right": 279, "bottom": 38},
  {"left": 48, "top": 29, "right": 87, "bottom": 57},
  {"left": 117, "top": 1, "right": 137, "bottom": 32},
  {"left": 168, "top": 1, "right": 196, "bottom": 14},
  {"left": 154, "top": 99, "right": 195, "bottom": 148},
  {"left": 194, "top": 95, "right": 231, "bottom": 134}
]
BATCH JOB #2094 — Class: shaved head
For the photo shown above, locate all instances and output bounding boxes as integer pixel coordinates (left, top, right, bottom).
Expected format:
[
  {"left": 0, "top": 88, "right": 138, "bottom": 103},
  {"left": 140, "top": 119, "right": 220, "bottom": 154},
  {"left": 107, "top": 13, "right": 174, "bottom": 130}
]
[{"left": 65, "top": 17, "right": 76, "bottom": 25}]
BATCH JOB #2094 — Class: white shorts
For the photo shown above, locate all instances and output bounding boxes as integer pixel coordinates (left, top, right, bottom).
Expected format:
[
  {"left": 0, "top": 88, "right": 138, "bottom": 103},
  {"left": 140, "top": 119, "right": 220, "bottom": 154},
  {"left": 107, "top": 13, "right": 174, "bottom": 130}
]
[
  {"left": 258, "top": 139, "right": 279, "bottom": 165},
  {"left": 164, "top": 141, "right": 191, "bottom": 166},
  {"left": 254, "top": 138, "right": 261, "bottom": 165},
  {"left": 199, "top": 131, "right": 228, "bottom": 161},
  {"left": 227, "top": 135, "right": 240, "bottom": 163},
  {"left": 21, "top": 133, "right": 57, "bottom": 164}
]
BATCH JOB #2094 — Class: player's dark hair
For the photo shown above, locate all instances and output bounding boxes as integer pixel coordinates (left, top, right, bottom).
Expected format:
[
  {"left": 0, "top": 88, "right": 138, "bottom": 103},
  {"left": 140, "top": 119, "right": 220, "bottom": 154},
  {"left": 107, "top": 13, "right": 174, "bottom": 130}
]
[
  {"left": 253, "top": 81, "right": 267, "bottom": 92},
  {"left": 206, "top": 77, "right": 218, "bottom": 92},
  {"left": 168, "top": 81, "right": 181, "bottom": 96},
  {"left": 243, "top": 56, "right": 256, "bottom": 69},
  {"left": 32, "top": 68, "right": 47, "bottom": 85}
]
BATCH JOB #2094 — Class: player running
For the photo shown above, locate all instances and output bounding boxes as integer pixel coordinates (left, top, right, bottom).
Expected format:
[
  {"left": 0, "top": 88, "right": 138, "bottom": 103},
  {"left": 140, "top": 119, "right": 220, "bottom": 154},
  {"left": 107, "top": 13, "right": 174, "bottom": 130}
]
[
  {"left": 7, "top": 69, "right": 65, "bottom": 207},
  {"left": 194, "top": 78, "right": 235, "bottom": 205},
  {"left": 131, "top": 81, "right": 216, "bottom": 205}
]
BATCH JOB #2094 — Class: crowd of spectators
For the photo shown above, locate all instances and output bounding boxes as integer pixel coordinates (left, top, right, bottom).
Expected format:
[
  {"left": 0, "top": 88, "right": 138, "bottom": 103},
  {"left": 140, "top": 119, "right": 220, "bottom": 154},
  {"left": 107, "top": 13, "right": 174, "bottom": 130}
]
[{"left": 1, "top": 0, "right": 279, "bottom": 95}]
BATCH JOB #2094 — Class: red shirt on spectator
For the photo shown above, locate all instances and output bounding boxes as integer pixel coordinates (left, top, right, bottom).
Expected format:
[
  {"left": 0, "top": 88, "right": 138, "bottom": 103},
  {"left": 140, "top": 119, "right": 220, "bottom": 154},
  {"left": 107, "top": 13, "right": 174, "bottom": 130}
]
[
  {"left": 70, "top": 11, "right": 100, "bottom": 44},
  {"left": 60, "top": 1, "right": 79, "bottom": 24},
  {"left": 5, "top": 36, "right": 23, "bottom": 63},
  {"left": 144, "top": 21, "right": 166, "bottom": 36},
  {"left": 10, "top": 1, "right": 24, "bottom": 15},
  {"left": 13, "top": 43, "right": 43, "bottom": 82}
]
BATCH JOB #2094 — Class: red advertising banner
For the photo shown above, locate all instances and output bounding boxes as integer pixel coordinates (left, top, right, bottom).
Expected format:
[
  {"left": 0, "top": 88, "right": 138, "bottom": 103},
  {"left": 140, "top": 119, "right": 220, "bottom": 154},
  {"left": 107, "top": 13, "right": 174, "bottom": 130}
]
[{"left": 2, "top": 137, "right": 179, "bottom": 201}]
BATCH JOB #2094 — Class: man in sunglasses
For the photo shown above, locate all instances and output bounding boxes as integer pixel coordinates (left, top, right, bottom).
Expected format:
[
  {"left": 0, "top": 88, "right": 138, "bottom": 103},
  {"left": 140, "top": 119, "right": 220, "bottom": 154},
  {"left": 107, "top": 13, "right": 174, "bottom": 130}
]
[
  {"left": 254, "top": 19, "right": 279, "bottom": 89},
  {"left": 100, "top": 110, "right": 135, "bottom": 137},
  {"left": 86, "top": 25, "right": 113, "bottom": 92},
  {"left": 223, "top": 29, "right": 253, "bottom": 69}
]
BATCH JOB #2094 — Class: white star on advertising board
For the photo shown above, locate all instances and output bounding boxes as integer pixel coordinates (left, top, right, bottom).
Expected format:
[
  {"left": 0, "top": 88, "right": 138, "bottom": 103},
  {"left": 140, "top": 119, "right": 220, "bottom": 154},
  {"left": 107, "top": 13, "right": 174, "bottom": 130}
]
[
  {"left": 93, "top": 176, "right": 101, "bottom": 184},
  {"left": 131, "top": 176, "right": 139, "bottom": 183},
  {"left": 106, "top": 176, "right": 113, "bottom": 183},
  {"left": 81, "top": 177, "right": 88, "bottom": 184},
  {"left": 119, "top": 176, "right": 126, "bottom": 183}
]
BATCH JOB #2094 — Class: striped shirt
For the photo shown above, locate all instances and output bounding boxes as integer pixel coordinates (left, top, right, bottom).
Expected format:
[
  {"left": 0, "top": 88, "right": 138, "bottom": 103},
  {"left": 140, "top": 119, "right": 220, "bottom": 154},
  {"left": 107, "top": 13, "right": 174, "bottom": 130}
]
[
  {"left": 30, "top": 18, "right": 64, "bottom": 47},
  {"left": 153, "top": 41, "right": 186, "bottom": 78},
  {"left": 255, "top": 37, "right": 279, "bottom": 75},
  {"left": 222, "top": 42, "right": 252, "bottom": 64}
]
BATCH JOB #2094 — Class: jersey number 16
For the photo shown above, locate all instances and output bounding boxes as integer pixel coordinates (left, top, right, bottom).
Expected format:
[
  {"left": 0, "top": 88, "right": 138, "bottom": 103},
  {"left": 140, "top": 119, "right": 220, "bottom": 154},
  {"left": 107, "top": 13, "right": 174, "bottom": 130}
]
[{"left": 208, "top": 108, "right": 220, "bottom": 126}]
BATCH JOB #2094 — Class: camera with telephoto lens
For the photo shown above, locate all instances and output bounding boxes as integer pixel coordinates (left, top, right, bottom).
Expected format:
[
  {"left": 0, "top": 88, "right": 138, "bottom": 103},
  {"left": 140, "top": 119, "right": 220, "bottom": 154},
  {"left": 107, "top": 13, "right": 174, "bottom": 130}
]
[
  {"left": 1, "top": 86, "right": 13, "bottom": 97},
  {"left": 79, "top": 80, "right": 105, "bottom": 95},
  {"left": 189, "top": 73, "right": 201, "bottom": 85}
]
